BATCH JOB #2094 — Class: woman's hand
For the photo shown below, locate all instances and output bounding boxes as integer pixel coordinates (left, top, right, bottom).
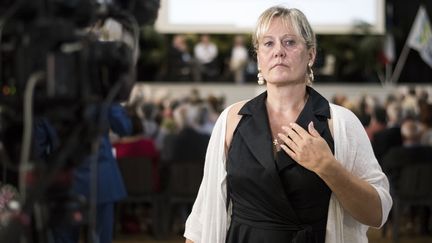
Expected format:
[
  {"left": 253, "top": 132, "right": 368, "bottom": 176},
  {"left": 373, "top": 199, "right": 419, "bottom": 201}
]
[
  {"left": 277, "top": 121, "right": 335, "bottom": 173},
  {"left": 278, "top": 121, "right": 383, "bottom": 227},
  {"left": 185, "top": 239, "right": 194, "bottom": 243}
]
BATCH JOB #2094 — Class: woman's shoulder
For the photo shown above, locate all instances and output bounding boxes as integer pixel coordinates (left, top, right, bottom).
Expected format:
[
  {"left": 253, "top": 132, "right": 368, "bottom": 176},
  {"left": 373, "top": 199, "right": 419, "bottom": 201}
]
[
  {"left": 226, "top": 100, "right": 248, "bottom": 119},
  {"left": 224, "top": 100, "right": 249, "bottom": 148}
]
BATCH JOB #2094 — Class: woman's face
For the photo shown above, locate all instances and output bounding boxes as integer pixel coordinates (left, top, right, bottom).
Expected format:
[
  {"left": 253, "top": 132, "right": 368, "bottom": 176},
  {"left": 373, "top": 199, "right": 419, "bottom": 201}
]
[{"left": 257, "top": 17, "right": 314, "bottom": 85}]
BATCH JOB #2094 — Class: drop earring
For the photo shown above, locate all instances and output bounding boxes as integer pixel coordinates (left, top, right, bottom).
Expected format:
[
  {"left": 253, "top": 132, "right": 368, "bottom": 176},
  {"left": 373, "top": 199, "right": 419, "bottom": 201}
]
[
  {"left": 257, "top": 71, "right": 265, "bottom": 85},
  {"left": 308, "top": 63, "right": 314, "bottom": 84}
]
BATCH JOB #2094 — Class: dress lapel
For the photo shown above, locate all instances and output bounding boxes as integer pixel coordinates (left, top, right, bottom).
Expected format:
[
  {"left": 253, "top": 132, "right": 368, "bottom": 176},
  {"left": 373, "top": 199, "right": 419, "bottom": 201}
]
[
  {"left": 237, "top": 92, "right": 275, "bottom": 172},
  {"left": 237, "top": 92, "right": 299, "bottom": 218},
  {"left": 276, "top": 86, "right": 334, "bottom": 171},
  {"left": 296, "top": 86, "right": 329, "bottom": 137},
  {"left": 236, "top": 87, "right": 333, "bottom": 171},
  {"left": 234, "top": 87, "right": 333, "bottom": 224}
]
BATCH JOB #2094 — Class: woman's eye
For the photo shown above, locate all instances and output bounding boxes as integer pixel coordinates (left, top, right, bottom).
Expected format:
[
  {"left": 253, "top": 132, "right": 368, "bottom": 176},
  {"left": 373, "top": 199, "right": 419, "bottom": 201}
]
[
  {"left": 284, "top": 39, "right": 296, "bottom": 46},
  {"left": 264, "top": 41, "right": 273, "bottom": 47}
]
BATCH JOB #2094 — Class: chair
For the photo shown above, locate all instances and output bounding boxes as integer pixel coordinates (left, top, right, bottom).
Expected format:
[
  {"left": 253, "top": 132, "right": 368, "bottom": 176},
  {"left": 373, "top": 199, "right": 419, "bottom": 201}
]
[
  {"left": 116, "top": 156, "right": 166, "bottom": 238},
  {"left": 391, "top": 163, "right": 432, "bottom": 243},
  {"left": 164, "top": 161, "right": 204, "bottom": 233}
]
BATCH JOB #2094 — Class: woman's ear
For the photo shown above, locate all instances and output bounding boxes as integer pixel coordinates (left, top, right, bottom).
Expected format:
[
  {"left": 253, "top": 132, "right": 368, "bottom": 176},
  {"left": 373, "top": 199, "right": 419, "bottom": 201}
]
[
  {"left": 256, "top": 56, "right": 261, "bottom": 70},
  {"left": 308, "top": 47, "right": 316, "bottom": 66}
]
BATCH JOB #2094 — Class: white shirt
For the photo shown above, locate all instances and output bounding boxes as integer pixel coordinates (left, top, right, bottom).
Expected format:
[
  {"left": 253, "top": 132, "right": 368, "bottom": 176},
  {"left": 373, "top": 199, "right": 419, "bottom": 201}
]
[
  {"left": 229, "top": 45, "right": 248, "bottom": 70},
  {"left": 194, "top": 42, "right": 218, "bottom": 64},
  {"left": 184, "top": 103, "right": 392, "bottom": 243}
]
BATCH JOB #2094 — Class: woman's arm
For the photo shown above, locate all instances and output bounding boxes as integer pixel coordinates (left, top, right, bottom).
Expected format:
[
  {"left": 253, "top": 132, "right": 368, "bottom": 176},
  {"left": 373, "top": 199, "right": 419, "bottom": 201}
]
[
  {"left": 279, "top": 121, "right": 384, "bottom": 227},
  {"left": 316, "top": 155, "right": 382, "bottom": 227},
  {"left": 184, "top": 101, "right": 246, "bottom": 243},
  {"left": 225, "top": 101, "right": 246, "bottom": 150}
]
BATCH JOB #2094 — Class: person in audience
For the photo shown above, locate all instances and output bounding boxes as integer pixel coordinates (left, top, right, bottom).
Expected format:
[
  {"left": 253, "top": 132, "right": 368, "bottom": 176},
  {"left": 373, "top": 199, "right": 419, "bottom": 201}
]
[
  {"left": 113, "top": 113, "right": 160, "bottom": 192},
  {"left": 356, "top": 95, "right": 373, "bottom": 127},
  {"left": 194, "top": 34, "right": 219, "bottom": 81},
  {"left": 168, "top": 101, "right": 212, "bottom": 233},
  {"left": 419, "top": 103, "right": 432, "bottom": 146},
  {"left": 382, "top": 118, "right": 431, "bottom": 186},
  {"left": 184, "top": 6, "right": 392, "bottom": 243},
  {"left": 372, "top": 102, "right": 403, "bottom": 164},
  {"left": 141, "top": 103, "right": 161, "bottom": 140},
  {"left": 172, "top": 103, "right": 211, "bottom": 163},
  {"left": 382, "top": 118, "right": 432, "bottom": 235},
  {"left": 51, "top": 103, "right": 132, "bottom": 243},
  {"left": 164, "top": 34, "right": 197, "bottom": 82},
  {"left": 401, "top": 87, "right": 419, "bottom": 118},
  {"left": 229, "top": 35, "right": 249, "bottom": 84},
  {"left": 366, "top": 106, "right": 387, "bottom": 141}
]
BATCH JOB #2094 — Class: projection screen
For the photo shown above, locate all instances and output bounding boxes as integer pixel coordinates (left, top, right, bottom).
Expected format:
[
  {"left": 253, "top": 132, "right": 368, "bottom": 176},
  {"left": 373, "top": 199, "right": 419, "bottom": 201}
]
[{"left": 155, "top": 0, "right": 385, "bottom": 34}]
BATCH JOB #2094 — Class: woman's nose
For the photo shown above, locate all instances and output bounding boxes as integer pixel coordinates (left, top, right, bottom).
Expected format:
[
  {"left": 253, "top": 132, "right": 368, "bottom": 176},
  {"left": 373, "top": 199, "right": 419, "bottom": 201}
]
[{"left": 273, "top": 42, "right": 286, "bottom": 58}]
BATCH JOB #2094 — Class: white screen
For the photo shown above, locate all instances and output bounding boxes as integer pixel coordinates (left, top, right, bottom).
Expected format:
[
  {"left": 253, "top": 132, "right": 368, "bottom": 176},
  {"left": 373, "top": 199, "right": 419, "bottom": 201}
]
[{"left": 155, "top": 0, "right": 385, "bottom": 34}]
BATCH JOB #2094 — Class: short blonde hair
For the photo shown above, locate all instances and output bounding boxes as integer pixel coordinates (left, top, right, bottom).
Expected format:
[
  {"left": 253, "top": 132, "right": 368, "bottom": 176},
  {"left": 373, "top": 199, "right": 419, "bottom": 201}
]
[{"left": 252, "top": 6, "right": 316, "bottom": 51}]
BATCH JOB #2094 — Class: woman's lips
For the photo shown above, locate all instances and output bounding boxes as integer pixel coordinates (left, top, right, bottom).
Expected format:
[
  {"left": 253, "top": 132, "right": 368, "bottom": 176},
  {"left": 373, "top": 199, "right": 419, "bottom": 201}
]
[{"left": 271, "top": 63, "right": 289, "bottom": 69}]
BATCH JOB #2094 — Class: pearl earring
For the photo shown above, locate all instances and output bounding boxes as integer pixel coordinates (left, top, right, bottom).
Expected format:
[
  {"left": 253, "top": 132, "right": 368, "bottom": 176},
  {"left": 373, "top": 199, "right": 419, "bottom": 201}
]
[
  {"left": 308, "top": 63, "right": 314, "bottom": 84},
  {"left": 257, "top": 71, "right": 265, "bottom": 85}
]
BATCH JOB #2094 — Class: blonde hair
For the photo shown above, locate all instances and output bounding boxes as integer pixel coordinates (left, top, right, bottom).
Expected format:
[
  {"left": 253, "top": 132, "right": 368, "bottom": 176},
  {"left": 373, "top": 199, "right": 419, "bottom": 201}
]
[{"left": 252, "top": 6, "right": 316, "bottom": 51}]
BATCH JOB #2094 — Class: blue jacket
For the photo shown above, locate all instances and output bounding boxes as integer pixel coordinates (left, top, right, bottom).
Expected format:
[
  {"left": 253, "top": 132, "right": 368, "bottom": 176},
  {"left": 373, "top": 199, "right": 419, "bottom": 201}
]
[{"left": 72, "top": 103, "right": 132, "bottom": 204}]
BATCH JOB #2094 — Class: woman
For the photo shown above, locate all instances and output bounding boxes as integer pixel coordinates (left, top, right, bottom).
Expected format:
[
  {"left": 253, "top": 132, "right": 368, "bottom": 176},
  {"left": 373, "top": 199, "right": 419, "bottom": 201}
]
[{"left": 184, "top": 6, "right": 392, "bottom": 243}]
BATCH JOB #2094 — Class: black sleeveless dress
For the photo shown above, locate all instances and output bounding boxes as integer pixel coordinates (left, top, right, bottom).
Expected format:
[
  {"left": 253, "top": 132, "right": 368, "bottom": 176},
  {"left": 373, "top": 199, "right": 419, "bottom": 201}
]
[{"left": 226, "top": 87, "right": 334, "bottom": 243}]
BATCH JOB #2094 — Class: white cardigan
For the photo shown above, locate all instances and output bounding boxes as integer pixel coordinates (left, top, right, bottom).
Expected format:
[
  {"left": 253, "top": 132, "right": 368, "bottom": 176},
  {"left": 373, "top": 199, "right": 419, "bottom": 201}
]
[{"left": 184, "top": 103, "right": 392, "bottom": 243}]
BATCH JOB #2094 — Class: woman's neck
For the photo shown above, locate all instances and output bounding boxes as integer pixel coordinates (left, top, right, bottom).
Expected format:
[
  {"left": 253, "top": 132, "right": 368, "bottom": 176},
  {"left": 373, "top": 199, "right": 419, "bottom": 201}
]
[{"left": 266, "top": 83, "right": 308, "bottom": 114}]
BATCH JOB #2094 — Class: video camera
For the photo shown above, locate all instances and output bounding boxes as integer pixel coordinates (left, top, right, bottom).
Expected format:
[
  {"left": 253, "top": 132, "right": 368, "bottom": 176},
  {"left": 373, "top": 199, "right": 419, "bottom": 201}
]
[
  {"left": 0, "top": 0, "right": 159, "bottom": 106},
  {"left": 0, "top": 0, "right": 161, "bottom": 159},
  {"left": 0, "top": 0, "right": 160, "bottom": 242}
]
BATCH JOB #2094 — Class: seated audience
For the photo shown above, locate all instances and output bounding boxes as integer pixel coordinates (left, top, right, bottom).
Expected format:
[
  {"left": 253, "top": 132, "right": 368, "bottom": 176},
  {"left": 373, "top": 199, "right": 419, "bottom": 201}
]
[
  {"left": 373, "top": 102, "right": 403, "bottom": 164},
  {"left": 366, "top": 106, "right": 387, "bottom": 141},
  {"left": 113, "top": 114, "right": 160, "bottom": 192},
  {"left": 382, "top": 118, "right": 432, "bottom": 235},
  {"left": 171, "top": 102, "right": 211, "bottom": 162}
]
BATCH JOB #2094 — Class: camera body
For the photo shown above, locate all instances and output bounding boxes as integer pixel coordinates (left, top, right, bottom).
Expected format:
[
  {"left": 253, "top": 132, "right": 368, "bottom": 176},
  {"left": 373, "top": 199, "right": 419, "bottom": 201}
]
[
  {"left": 0, "top": 0, "right": 160, "bottom": 106},
  {"left": 0, "top": 0, "right": 141, "bottom": 108},
  {"left": 0, "top": 0, "right": 144, "bottom": 164},
  {"left": 0, "top": 0, "right": 161, "bottom": 156},
  {"left": 0, "top": 1, "right": 160, "bottom": 241}
]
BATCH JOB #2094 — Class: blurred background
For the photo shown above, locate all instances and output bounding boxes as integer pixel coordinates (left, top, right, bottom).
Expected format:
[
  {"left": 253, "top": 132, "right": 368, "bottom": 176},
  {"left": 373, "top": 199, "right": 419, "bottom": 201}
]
[
  {"left": 137, "top": 0, "right": 431, "bottom": 84},
  {"left": 109, "top": 1, "right": 432, "bottom": 242},
  {"left": 1, "top": 0, "right": 432, "bottom": 243}
]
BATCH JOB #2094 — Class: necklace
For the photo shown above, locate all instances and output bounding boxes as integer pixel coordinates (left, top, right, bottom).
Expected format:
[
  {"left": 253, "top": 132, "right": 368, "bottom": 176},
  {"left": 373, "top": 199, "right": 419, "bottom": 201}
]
[{"left": 267, "top": 92, "right": 309, "bottom": 151}]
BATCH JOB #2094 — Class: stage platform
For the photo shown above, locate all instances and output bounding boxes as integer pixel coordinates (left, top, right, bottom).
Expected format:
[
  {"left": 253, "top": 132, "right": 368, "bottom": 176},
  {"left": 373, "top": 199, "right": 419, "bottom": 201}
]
[{"left": 130, "top": 82, "right": 432, "bottom": 107}]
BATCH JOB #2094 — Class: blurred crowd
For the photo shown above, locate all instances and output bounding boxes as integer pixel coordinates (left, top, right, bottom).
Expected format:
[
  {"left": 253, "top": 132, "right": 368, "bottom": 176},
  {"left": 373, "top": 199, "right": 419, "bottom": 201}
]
[
  {"left": 332, "top": 86, "right": 431, "bottom": 148},
  {"left": 333, "top": 86, "right": 432, "bottom": 236},
  {"left": 115, "top": 88, "right": 224, "bottom": 159},
  {"left": 109, "top": 85, "right": 432, "bottom": 235},
  {"left": 111, "top": 88, "right": 225, "bottom": 234}
]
